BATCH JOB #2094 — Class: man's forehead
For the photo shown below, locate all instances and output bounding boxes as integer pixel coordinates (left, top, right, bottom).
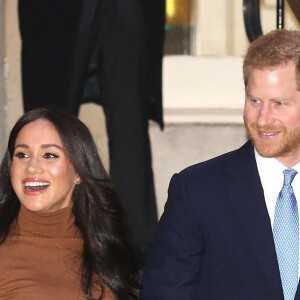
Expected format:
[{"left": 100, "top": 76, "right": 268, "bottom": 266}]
[{"left": 248, "top": 62, "right": 296, "bottom": 74}]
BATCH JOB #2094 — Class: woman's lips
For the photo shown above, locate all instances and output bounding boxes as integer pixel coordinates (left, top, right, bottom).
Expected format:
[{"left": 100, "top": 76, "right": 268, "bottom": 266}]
[{"left": 22, "top": 178, "right": 50, "bottom": 195}]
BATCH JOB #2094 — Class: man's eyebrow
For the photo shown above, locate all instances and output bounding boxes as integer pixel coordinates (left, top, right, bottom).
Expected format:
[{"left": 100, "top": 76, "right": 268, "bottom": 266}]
[
  {"left": 14, "top": 144, "right": 63, "bottom": 150},
  {"left": 245, "top": 93, "right": 258, "bottom": 98}
]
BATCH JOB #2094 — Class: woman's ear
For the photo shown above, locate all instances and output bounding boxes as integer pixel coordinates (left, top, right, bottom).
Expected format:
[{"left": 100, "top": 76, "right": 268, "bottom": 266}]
[{"left": 74, "top": 174, "right": 81, "bottom": 185}]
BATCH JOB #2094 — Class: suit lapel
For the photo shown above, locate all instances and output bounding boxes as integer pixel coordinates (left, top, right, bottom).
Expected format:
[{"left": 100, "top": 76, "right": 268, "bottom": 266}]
[
  {"left": 226, "top": 142, "right": 284, "bottom": 299},
  {"left": 295, "top": 282, "right": 300, "bottom": 299}
]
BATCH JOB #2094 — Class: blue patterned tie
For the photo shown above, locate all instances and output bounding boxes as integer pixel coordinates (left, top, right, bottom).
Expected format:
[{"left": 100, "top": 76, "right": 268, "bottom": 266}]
[{"left": 273, "top": 168, "right": 299, "bottom": 300}]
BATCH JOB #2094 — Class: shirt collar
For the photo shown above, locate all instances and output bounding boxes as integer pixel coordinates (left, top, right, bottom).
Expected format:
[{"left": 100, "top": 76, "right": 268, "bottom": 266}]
[{"left": 254, "top": 148, "right": 300, "bottom": 174}]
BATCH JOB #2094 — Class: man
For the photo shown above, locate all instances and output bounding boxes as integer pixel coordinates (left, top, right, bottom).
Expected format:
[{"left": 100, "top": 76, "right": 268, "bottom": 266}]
[{"left": 140, "top": 29, "right": 300, "bottom": 299}]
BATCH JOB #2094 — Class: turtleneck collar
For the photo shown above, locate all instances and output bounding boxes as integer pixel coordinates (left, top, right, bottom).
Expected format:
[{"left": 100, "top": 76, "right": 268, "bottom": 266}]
[{"left": 15, "top": 203, "right": 82, "bottom": 238}]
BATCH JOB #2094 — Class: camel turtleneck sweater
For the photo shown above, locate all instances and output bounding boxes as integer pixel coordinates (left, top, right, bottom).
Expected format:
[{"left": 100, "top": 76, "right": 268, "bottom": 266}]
[{"left": 0, "top": 205, "right": 114, "bottom": 300}]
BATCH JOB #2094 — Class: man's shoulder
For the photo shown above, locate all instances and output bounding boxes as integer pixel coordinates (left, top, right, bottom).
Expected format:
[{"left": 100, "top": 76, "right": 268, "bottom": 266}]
[
  {"left": 178, "top": 141, "right": 254, "bottom": 180},
  {"left": 166, "top": 141, "right": 256, "bottom": 208}
]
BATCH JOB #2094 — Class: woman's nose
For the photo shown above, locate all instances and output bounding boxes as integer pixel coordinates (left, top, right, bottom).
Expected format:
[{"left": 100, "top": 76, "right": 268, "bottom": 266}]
[{"left": 27, "top": 158, "right": 43, "bottom": 173}]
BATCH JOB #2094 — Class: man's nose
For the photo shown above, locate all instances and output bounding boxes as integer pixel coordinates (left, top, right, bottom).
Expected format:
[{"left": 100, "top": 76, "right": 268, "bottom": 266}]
[{"left": 257, "top": 104, "right": 273, "bottom": 128}]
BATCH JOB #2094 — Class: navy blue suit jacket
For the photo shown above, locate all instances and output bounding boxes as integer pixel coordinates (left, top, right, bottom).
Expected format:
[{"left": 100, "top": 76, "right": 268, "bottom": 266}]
[{"left": 140, "top": 141, "right": 300, "bottom": 299}]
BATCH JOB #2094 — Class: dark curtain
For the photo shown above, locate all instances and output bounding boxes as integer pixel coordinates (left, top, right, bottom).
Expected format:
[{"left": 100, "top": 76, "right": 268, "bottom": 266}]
[{"left": 18, "top": 0, "right": 165, "bottom": 268}]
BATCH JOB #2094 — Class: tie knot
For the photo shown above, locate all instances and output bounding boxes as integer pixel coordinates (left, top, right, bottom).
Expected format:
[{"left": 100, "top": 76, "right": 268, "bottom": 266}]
[{"left": 283, "top": 168, "right": 297, "bottom": 186}]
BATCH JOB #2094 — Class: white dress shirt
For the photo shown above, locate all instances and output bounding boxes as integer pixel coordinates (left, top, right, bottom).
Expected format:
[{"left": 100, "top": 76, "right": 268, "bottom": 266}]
[{"left": 255, "top": 149, "right": 300, "bottom": 278}]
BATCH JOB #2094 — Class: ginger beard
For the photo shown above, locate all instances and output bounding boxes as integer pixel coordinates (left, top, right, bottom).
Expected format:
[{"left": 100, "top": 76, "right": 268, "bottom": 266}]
[{"left": 244, "top": 120, "right": 300, "bottom": 159}]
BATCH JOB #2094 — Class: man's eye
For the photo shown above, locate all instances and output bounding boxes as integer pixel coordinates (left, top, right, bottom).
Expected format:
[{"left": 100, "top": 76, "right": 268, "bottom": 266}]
[
  {"left": 276, "top": 101, "right": 285, "bottom": 106},
  {"left": 14, "top": 152, "right": 29, "bottom": 159},
  {"left": 43, "top": 153, "right": 59, "bottom": 159},
  {"left": 251, "top": 98, "right": 260, "bottom": 104},
  {"left": 248, "top": 98, "right": 260, "bottom": 105}
]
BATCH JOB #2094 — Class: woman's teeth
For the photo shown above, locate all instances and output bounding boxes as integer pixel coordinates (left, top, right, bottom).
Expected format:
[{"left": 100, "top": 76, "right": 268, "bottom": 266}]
[
  {"left": 25, "top": 182, "right": 50, "bottom": 187},
  {"left": 24, "top": 182, "right": 50, "bottom": 191}
]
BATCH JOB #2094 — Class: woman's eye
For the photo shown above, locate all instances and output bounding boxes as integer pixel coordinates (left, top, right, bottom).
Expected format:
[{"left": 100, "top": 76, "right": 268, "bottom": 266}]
[
  {"left": 43, "top": 153, "right": 59, "bottom": 159},
  {"left": 14, "top": 152, "right": 29, "bottom": 159}
]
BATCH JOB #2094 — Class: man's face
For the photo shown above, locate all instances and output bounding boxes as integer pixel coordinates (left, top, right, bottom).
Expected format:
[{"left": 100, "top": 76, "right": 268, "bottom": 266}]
[{"left": 243, "top": 63, "right": 300, "bottom": 167}]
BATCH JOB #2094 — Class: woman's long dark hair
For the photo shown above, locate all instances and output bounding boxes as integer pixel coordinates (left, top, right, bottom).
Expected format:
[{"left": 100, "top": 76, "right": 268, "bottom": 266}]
[{"left": 0, "top": 108, "right": 139, "bottom": 299}]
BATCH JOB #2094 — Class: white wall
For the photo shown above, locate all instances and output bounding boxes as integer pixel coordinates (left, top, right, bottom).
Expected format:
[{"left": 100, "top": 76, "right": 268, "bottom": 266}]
[
  {"left": 4, "top": 0, "right": 23, "bottom": 140},
  {"left": 0, "top": 0, "right": 6, "bottom": 155},
  {"left": 163, "top": 56, "right": 244, "bottom": 124},
  {"left": 194, "top": 0, "right": 300, "bottom": 56}
]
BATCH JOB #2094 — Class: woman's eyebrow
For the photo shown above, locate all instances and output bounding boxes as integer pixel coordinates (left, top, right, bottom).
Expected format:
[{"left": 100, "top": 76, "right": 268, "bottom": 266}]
[
  {"left": 40, "top": 144, "right": 63, "bottom": 150},
  {"left": 14, "top": 144, "right": 29, "bottom": 150},
  {"left": 14, "top": 144, "right": 63, "bottom": 150}
]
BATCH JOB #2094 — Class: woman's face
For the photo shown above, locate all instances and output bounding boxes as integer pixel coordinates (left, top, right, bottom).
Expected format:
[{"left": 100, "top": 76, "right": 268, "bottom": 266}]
[{"left": 11, "top": 119, "right": 80, "bottom": 213}]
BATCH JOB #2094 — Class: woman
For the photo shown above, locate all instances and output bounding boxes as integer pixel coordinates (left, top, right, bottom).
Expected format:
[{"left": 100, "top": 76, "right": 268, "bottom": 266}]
[{"left": 0, "top": 108, "right": 139, "bottom": 299}]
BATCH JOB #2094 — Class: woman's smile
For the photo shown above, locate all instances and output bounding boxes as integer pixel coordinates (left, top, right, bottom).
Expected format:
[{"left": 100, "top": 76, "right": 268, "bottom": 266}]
[{"left": 11, "top": 119, "right": 80, "bottom": 213}]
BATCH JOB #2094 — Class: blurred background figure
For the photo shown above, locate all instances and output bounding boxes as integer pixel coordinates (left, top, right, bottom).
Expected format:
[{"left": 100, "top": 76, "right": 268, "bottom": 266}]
[{"left": 18, "top": 0, "right": 165, "bottom": 268}]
